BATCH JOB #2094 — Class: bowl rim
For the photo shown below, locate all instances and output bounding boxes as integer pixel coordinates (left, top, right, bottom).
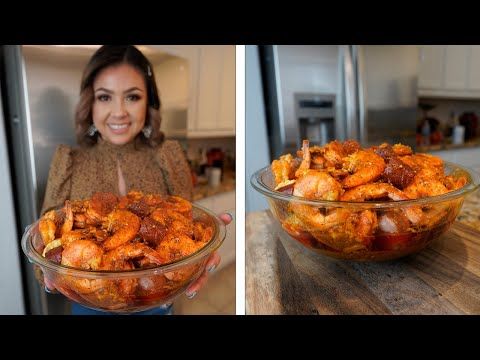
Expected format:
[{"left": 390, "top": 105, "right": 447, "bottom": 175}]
[
  {"left": 21, "top": 202, "right": 226, "bottom": 279},
  {"left": 251, "top": 160, "right": 480, "bottom": 209}
]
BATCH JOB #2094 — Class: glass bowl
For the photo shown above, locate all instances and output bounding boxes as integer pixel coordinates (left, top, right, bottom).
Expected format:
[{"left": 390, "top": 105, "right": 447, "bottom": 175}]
[
  {"left": 22, "top": 203, "right": 226, "bottom": 313},
  {"left": 251, "top": 161, "right": 480, "bottom": 261}
]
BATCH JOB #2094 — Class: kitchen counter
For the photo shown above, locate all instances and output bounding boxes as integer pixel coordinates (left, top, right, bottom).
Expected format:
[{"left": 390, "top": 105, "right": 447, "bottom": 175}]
[
  {"left": 246, "top": 210, "right": 480, "bottom": 315},
  {"left": 193, "top": 171, "right": 236, "bottom": 201},
  {"left": 417, "top": 137, "right": 480, "bottom": 153},
  {"left": 456, "top": 166, "right": 480, "bottom": 229}
]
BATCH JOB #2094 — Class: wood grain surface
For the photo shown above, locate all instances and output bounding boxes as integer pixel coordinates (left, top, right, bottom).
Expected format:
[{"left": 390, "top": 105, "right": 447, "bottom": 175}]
[{"left": 246, "top": 210, "right": 480, "bottom": 315}]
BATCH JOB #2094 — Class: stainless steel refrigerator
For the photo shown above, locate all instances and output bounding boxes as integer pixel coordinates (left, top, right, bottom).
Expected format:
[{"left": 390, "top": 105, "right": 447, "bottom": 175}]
[
  {"left": 0, "top": 45, "right": 97, "bottom": 314},
  {"left": 259, "top": 45, "right": 419, "bottom": 159}
]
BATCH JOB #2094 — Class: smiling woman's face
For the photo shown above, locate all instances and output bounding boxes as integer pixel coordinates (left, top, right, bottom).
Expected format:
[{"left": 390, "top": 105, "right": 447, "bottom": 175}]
[{"left": 92, "top": 63, "right": 147, "bottom": 145}]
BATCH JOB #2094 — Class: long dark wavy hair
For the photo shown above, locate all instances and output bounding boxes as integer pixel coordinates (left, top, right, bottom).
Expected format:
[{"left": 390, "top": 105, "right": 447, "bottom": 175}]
[{"left": 75, "top": 45, "right": 164, "bottom": 147}]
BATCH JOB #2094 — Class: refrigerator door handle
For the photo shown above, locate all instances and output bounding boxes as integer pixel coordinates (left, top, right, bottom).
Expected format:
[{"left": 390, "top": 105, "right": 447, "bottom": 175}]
[
  {"left": 343, "top": 45, "right": 358, "bottom": 140},
  {"left": 355, "top": 45, "right": 367, "bottom": 145}
]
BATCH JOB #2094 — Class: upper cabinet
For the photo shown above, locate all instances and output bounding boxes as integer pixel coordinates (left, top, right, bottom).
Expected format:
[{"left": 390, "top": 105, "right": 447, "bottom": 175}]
[
  {"left": 418, "top": 45, "right": 445, "bottom": 89},
  {"left": 148, "top": 45, "right": 235, "bottom": 138},
  {"left": 418, "top": 45, "right": 480, "bottom": 98},
  {"left": 193, "top": 46, "right": 235, "bottom": 138}
]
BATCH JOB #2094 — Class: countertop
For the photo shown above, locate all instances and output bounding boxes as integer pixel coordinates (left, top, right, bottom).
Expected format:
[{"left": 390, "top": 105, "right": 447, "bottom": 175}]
[
  {"left": 193, "top": 171, "right": 236, "bottom": 201},
  {"left": 246, "top": 210, "right": 480, "bottom": 315},
  {"left": 417, "top": 137, "right": 480, "bottom": 152},
  {"left": 456, "top": 166, "right": 480, "bottom": 229}
]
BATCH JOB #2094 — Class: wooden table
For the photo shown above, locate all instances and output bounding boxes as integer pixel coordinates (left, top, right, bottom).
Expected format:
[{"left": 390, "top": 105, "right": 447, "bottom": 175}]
[{"left": 246, "top": 210, "right": 480, "bottom": 315}]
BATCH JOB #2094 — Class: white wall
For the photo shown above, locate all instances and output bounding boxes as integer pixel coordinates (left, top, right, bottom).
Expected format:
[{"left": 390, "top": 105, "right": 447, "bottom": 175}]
[
  {"left": 246, "top": 46, "right": 270, "bottom": 212},
  {"left": 0, "top": 87, "right": 25, "bottom": 314}
]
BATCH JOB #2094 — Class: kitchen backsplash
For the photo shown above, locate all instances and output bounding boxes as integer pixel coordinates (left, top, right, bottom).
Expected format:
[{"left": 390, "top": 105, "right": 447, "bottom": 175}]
[
  {"left": 177, "top": 137, "right": 236, "bottom": 171},
  {"left": 418, "top": 97, "right": 480, "bottom": 130}
]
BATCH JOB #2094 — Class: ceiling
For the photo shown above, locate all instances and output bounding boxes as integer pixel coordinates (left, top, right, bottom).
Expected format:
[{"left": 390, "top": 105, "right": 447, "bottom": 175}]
[{"left": 22, "top": 45, "right": 178, "bottom": 64}]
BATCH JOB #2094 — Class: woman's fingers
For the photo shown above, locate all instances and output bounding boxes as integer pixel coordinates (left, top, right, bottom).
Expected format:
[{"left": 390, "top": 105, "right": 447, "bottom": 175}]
[
  {"left": 219, "top": 212, "right": 233, "bottom": 225},
  {"left": 205, "top": 251, "right": 221, "bottom": 272},
  {"left": 185, "top": 252, "right": 221, "bottom": 299},
  {"left": 44, "top": 276, "right": 57, "bottom": 293}
]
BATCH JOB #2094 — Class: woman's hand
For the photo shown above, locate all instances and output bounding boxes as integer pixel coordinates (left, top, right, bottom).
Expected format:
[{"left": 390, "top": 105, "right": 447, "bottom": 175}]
[{"left": 184, "top": 212, "right": 233, "bottom": 299}]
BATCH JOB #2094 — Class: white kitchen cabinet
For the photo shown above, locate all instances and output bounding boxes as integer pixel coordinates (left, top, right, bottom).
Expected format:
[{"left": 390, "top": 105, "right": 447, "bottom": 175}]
[
  {"left": 194, "top": 191, "right": 236, "bottom": 271},
  {"left": 418, "top": 45, "right": 480, "bottom": 98},
  {"left": 150, "top": 45, "right": 235, "bottom": 138},
  {"left": 444, "top": 46, "right": 469, "bottom": 90},
  {"left": 467, "top": 46, "right": 480, "bottom": 90},
  {"left": 192, "top": 46, "right": 235, "bottom": 138},
  {"left": 418, "top": 45, "right": 445, "bottom": 89},
  {"left": 217, "top": 46, "right": 235, "bottom": 132}
]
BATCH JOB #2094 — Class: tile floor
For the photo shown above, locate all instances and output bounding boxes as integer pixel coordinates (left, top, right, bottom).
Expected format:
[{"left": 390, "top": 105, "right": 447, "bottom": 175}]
[{"left": 173, "top": 261, "right": 236, "bottom": 315}]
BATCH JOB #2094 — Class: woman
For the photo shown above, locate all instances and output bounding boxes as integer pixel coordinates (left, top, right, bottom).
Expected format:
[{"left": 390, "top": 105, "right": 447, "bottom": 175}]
[{"left": 40, "top": 45, "right": 231, "bottom": 315}]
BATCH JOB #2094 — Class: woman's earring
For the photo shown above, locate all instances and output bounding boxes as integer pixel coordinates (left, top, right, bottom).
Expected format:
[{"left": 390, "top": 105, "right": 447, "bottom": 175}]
[
  {"left": 142, "top": 125, "right": 152, "bottom": 139},
  {"left": 87, "top": 124, "right": 97, "bottom": 136}
]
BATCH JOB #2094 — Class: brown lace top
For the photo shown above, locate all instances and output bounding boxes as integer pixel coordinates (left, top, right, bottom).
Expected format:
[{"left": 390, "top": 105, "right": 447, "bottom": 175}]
[{"left": 41, "top": 138, "right": 193, "bottom": 215}]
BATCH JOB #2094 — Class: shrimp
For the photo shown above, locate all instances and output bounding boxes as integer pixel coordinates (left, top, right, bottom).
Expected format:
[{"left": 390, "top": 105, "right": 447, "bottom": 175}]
[
  {"left": 444, "top": 175, "right": 468, "bottom": 190},
  {"left": 108, "top": 260, "right": 137, "bottom": 301},
  {"left": 342, "top": 139, "right": 361, "bottom": 155},
  {"left": 161, "top": 196, "right": 193, "bottom": 218},
  {"left": 85, "top": 192, "right": 119, "bottom": 225},
  {"left": 39, "top": 203, "right": 73, "bottom": 245},
  {"left": 293, "top": 170, "right": 343, "bottom": 201},
  {"left": 281, "top": 214, "right": 316, "bottom": 247},
  {"left": 291, "top": 205, "right": 377, "bottom": 251},
  {"left": 403, "top": 169, "right": 449, "bottom": 199},
  {"left": 60, "top": 227, "right": 108, "bottom": 247},
  {"left": 341, "top": 183, "right": 424, "bottom": 226},
  {"left": 342, "top": 150, "right": 385, "bottom": 188},
  {"left": 101, "top": 243, "right": 163, "bottom": 270},
  {"left": 399, "top": 153, "right": 444, "bottom": 178},
  {"left": 118, "top": 190, "right": 156, "bottom": 218},
  {"left": 156, "top": 232, "right": 204, "bottom": 264},
  {"left": 341, "top": 183, "right": 410, "bottom": 202},
  {"left": 54, "top": 240, "right": 105, "bottom": 295},
  {"left": 151, "top": 209, "right": 193, "bottom": 237},
  {"left": 61, "top": 229, "right": 95, "bottom": 247},
  {"left": 61, "top": 239, "right": 104, "bottom": 270},
  {"left": 193, "top": 221, "right": 214, "bottom": 243},
  {"left": 102, "top": 210, "right": 141, "bottom": 251},
  {"left": 351, "top": 210, "right": 378, "bottom": 249},
  {"left": 272, "top": 153, "right": 297, "bottom": 188},
  {"left": 322, "top": 140, "right": 345, "bottom": 168},
  {"left": 392, "top": 143, "right": 413, "bottom": 156},
  {"left": 118, "top": 190, "right": 144, "bottom": 209},
  {"left": 378, "top": 210, "right": 411, "bottom": 234},
  {"left": 295, "top": 140, "right": 312, "bottom": 178},
  {"left": 143, "top": 193, "right": 164, "bottom": 207},
  {"left": 61, "top": 201, "right": 74, "bottom": 234},
  {"left": 58, "top": 240, "right": 122, "bottom": 304},
  {"left": 39, "top": 210, "right": 57, "bottom": 246},
  {"left": 156, "top": 233, "right": 203, "bottom": 281}
]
